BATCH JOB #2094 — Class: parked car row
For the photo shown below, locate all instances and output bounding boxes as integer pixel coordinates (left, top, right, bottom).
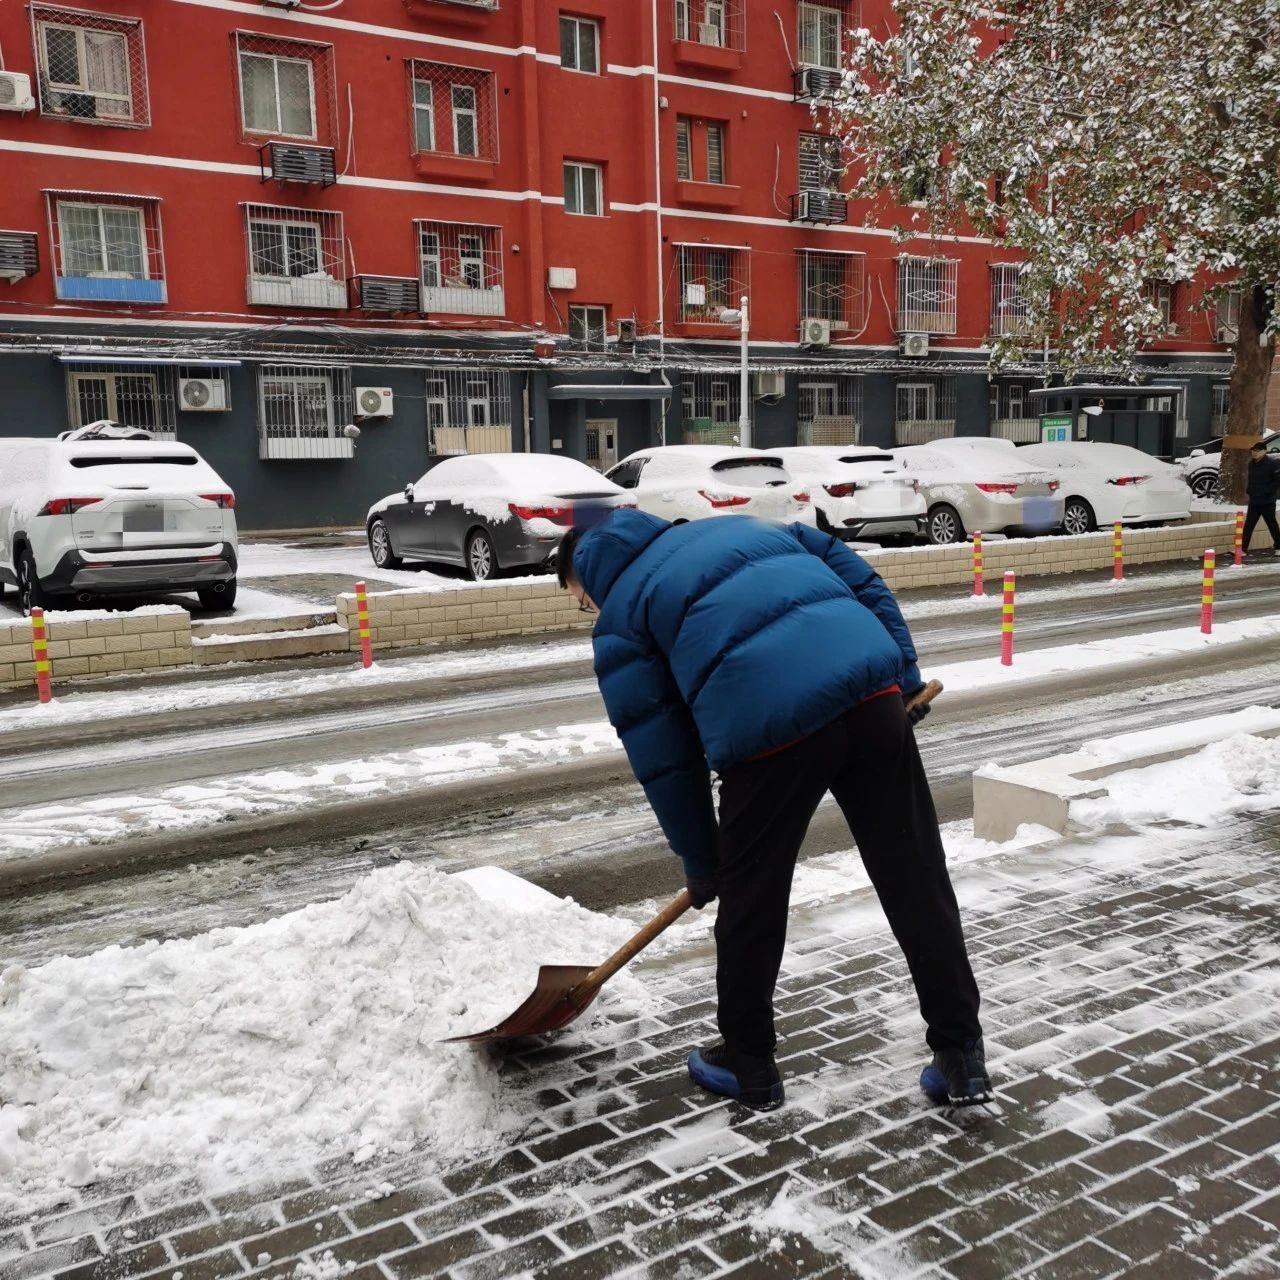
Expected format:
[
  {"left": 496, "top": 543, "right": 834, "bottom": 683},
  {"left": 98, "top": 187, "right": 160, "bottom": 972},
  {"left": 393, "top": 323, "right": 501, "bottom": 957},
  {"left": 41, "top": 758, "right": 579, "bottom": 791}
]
[{"left": 1178, "top": 430, "right": 1279, "bottom": 498}]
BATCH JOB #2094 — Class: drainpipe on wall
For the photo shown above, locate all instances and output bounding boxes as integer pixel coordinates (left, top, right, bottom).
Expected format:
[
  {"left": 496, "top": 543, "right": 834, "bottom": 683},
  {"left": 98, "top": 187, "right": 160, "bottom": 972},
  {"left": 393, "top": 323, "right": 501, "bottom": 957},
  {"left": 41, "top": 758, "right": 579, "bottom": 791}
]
[
  {"left": 522, "top": 383, "right": 531, "bottom": 453},
  {"left": 650, "top": 0, "right": 667, "bottom": 449}
]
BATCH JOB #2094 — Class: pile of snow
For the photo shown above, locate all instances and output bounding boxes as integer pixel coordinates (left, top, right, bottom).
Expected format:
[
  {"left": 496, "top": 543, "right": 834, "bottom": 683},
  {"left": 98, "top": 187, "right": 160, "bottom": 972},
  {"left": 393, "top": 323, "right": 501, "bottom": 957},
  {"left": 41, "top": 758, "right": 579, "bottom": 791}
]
[
  {"left": 1072, "top": 733, "right": 1280, "bottom": 828},
  {"left": 0, "top": 864, "right": 645, "bottom": 1211}
]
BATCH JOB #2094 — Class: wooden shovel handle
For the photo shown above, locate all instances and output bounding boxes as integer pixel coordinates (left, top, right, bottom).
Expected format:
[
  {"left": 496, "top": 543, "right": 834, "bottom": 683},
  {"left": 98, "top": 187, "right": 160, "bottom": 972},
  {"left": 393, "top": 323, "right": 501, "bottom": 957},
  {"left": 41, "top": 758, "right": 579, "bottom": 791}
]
[
  {"left": 906, "top": 678, "right": 943, "bottom": 713},
  {"left": 574, "top": 888, "right": 693, "bottom": 999}
]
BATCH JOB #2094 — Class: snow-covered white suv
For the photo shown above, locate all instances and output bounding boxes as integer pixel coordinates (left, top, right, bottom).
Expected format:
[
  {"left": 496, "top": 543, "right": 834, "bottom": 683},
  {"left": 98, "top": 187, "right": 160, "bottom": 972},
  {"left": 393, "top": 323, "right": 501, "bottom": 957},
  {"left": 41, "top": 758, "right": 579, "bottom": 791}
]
[{"left": 0, "top": 424, "right": 238, "bottom": 614}]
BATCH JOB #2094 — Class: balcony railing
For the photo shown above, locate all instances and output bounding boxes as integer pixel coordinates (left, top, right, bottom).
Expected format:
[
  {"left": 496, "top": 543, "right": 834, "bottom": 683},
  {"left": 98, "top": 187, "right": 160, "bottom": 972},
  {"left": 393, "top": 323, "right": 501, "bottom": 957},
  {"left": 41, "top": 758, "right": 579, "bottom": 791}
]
[
  {"left": 56, "top": 274, "right": 165, "bottom": 303},
  {"left": 248, "top": 275, "right": 346, "bottom": 309},
  {"left": 420, "top": 283, "right": 505, "bottom": 316},
  {"left": 895, "top": 420, "right": 956, "bottom": 446},
  {"left": 989, "top": 418, "right": 1041, "bottom": 444}
]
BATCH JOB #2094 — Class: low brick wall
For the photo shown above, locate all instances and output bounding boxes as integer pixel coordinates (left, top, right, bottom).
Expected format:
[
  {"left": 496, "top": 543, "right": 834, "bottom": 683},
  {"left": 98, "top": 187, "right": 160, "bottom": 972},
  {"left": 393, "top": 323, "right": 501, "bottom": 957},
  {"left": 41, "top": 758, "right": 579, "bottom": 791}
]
[
  {"left": 336, "top": 580, "right": 591, "bottom": 653},
  {"left": 0, "top": 605, "right": 193, "bottom": 691}
]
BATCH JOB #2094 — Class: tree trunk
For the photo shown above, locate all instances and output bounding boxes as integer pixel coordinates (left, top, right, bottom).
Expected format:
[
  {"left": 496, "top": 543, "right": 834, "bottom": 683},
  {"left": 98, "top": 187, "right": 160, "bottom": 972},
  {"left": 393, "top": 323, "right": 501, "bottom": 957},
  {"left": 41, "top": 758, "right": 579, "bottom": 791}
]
[{"left": 1220, "top": 285, "right": 1274, "bottom": 504}]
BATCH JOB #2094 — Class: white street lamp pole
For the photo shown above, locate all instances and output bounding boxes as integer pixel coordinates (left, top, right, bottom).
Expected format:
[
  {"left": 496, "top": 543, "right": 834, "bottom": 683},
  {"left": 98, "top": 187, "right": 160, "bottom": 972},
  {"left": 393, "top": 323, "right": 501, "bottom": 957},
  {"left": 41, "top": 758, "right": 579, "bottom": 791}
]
[{"left": 737, "top": 294, "right": 750, "bottom": 449}]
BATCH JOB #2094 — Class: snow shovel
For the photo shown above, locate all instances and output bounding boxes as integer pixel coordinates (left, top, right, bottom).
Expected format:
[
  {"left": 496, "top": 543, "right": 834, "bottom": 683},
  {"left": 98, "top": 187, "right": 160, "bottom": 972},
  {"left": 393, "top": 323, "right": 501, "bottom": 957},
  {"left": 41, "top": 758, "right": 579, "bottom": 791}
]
[{"left": 447, "top": 679, "right": 943, "bottom": 1044}]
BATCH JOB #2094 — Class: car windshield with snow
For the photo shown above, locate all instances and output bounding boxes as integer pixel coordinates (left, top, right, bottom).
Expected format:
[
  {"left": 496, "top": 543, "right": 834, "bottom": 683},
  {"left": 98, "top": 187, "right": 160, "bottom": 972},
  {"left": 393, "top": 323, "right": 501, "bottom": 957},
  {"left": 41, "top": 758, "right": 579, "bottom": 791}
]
[
  {"left": 605, "top": 445, "right": 815, "bottom": 527},
  {"left": 891, "top": 439, "right": 1064, "bottom": 543},
  {"left": 366, "top": 454, "right": 630, "bottom": 581},
  {"left": 767, "top": 446, "right": 926, "bottom": 542}
]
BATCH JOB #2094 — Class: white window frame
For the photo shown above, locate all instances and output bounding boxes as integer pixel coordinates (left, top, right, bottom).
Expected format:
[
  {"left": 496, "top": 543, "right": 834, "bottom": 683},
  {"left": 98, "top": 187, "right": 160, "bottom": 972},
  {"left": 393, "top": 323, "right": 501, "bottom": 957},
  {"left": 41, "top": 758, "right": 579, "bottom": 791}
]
[
  {"left": 569, "top": 304, "right": 608, "bottom": 350},
  {"left": 798, "top": 2, "right": 842, "bottom": 70},
  {"left": 38, "top": 19, "right": 133, "bottom": 120},
  {"left": 701, "top": 0, "right": 726, "bottom": 45},
  {"left": 451, "top": 83, "right": 478, "bottom": 157},
  {"left": 559, "top": 15, "right": 600, "bottom": 74},
  {"left": 69, "top": 371, "right": 159, "bottom": 428},
  {"left": 420, "top": 231, "right": 442, "bottom": 288},
  {"left": 798, "top": 382, "right": 838, "bottom": 420},
  {"left": 564, "top": 161, "right": 604, "bottom": 217},
  {"left": 897, "top": 382, "right": 936, "bottom": 421},
  {"left": 56, "top": 201, "right": 147, "bottom": 278},
  {"left": 458, "top": 233, "right": 485, "bottom": 288},
  {"left": 238, "top": 49, "right": 317, "bottom": 140},
  {"left": 711, "top": 378, "right": 731, "bottom": 423},
  {"left": 412, "top": 77, "right": 435, "bottom": 152},
  {"left": 248, "top": 218, "right": 322, "bottom": 281}
]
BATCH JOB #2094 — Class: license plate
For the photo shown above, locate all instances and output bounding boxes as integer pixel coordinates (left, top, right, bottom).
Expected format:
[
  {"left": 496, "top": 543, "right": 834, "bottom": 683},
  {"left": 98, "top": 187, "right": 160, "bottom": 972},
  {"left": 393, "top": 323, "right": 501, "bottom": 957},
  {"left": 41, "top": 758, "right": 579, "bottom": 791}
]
[{"left": 124, "top": 503, "right": 165, "bottom": 533}]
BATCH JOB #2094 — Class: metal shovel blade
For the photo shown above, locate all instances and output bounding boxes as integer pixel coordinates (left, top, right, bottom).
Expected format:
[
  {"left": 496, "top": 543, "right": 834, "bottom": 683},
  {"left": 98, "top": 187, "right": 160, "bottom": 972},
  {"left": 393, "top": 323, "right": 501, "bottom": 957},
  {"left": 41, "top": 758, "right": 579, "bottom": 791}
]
[{"left": 444, "top": 964, "right": 599, "bottom": 1043}]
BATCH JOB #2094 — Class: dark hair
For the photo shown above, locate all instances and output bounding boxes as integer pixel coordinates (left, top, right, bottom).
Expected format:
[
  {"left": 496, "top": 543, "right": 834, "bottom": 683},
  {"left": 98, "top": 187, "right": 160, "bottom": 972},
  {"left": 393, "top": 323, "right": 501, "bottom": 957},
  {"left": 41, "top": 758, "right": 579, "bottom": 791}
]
[
  {"left": 1251, "top": 440, "right": 1267, "bottom": 451},
  {"left": 556, "top": 526, "right": 583, "bottom": 589}
]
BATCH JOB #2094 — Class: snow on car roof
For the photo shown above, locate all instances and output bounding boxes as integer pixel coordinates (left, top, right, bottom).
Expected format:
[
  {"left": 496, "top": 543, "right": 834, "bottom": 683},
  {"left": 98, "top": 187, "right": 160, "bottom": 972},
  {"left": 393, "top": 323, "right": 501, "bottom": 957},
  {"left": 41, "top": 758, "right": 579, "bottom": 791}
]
[
  {"left": 626, "top": 445, "right": 767, "bottom": 460},
  {"left": 430, "top": 453, "right": 620, "bottom": 490}
]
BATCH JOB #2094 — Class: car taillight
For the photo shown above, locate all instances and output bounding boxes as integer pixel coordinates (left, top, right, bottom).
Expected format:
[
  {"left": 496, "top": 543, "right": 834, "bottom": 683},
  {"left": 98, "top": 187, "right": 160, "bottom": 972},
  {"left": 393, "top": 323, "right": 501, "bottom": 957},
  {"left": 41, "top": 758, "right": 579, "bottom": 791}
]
[
  {"left": 1107, "top": 475, "right": 1150, "bottom": 487},
  {"left": 36, "top": 497, "right": 101, "bottom": 516},
  {"left": 1047, "top": 480, "right": 1060, "bottom": 492},
  {"left": 200, "top": 492, "right": 236, "bottom": 509},
  {"left": 698, "top": 490, "right": 751, "bottom": 508},
  {"left": 509, "top": 503, "right": 573, "bottom": 524},
  {"left": 974, "top": 483, "right": 1019, "bottom": 495},
  {"left": 793, "top": 491, "right": 810, "bottom": 504},
  {"left": 823, "top": 482, "right": 858, "bottom": 498}
]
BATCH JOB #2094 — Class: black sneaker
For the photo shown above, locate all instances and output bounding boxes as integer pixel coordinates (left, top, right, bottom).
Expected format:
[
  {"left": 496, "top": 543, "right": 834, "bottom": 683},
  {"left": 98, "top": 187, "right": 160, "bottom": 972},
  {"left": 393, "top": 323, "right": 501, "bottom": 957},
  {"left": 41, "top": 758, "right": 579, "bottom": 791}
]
[
  {"left": 920, "top": 1037, "right": 993, "bottom": 1106},
  {"left": 688, "top": 1043, "right": 784, "bottom": 1111}
]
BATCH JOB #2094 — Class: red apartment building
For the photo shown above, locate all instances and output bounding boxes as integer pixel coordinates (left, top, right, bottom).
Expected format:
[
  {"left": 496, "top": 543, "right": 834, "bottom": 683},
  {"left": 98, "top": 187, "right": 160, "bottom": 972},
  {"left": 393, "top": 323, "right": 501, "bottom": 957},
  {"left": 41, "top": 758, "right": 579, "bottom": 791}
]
[{"left": 0, "top": 0, "right": 1235, "bottom": 528}]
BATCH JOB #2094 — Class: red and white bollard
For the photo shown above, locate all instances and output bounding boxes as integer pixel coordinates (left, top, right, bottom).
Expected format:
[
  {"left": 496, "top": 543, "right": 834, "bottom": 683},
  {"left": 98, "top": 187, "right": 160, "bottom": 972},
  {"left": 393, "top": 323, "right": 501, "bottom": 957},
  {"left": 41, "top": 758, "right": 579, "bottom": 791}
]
[
  {"left": 1000, "top": 571, "right": 1015, "bottom": 666},
  {"left": 1200, "top": 550, "right": 1215, "bottom": 634},
  {"left": 1233, "top": 510, "right": 1245, "bottom": 567},
  {"left": 354, "top": 580, "right": 373, "bottom": 669},
  {"left": 1112, "top": 522, "right": 1124, "bottom": 581},
  {"left": 971, "top": 530, "right": 984, "bottom": 597},
  {"left": 29, "top": 606, "right": 52, "bottom": 704}
]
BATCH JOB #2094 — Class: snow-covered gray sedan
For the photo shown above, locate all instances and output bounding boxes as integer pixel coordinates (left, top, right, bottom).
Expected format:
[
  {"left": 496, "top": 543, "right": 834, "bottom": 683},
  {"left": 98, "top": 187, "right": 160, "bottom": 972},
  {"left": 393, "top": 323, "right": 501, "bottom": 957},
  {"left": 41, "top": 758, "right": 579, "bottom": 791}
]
[{"left": 366, "top": 454, "right": 630, "bottom": 581}]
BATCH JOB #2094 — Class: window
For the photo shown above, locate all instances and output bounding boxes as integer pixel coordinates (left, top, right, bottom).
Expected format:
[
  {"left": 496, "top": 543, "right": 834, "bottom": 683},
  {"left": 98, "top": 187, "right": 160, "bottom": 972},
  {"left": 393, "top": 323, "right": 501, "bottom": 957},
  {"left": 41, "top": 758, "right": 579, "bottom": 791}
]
[
  {"left": 564, "top": 161, "right": 603, "bottom": 216},
  {"left": 1216, "top": 290, "right": 1241, "bottom": 342},
  {"left": 676, "top": 118, "right": 693, "bottom": 181},
  {"left": 674, "top": 0, "right": 744, "bottom": 52},
  {"left": 677, "top": 244, "right": 747, "bottom": 322},
  {"left": 424, "top": 368, "right": 513, "bottom": 455},
  {"left": 797, "top": 377, "right": 862, "bottom": 445},
  {"left": 560, "top": 16, "right": 599, "bottom": 73},
  {"left": 989, "top": 379, "right": 1039, "bottom": 441},
  {"left": 47, "top": 193, "right": 165, "bottom": 303},
  {"left": 244, "top": 204, "right": 345, "bottom": 308},
  {"left": 797, "top": 250, "right": 865, "bottom": 329},
  {"left": 798, "top": 3, "right": 843, "bottom": 69},
  {"left": 1144, "top": 279, "right": 1181, "bottom": 333},
  {"left": 990, "top": 263, "right": 1031, "bottom": 337},
  {"left": 68, "top": 370, "right": 172, "bottom": 435},
  {"left": 674, "top": 117, "right": 729, "bottom": 184},
  {"left": 569, "top": 304, "right": 608, "bottom": 350},
  {"left": 678, "top": 372, "right": 744, "bottom": 445},
  {"left": 417, "top": 221, "right": 505, "bottom": 315},
  {"left": 895, "top": 375, "right": 957, "bottom": 444},
  {"left": 407, "top": 62, "right": 497, "bottom": 161},
  {"left": 234, "top": 33, "right": 333, "bottom": 144},
  {"left": 34, "top": 7, "right": 147, "bottom": 125},
  {"left": 896, "top": 255, "right": 958, "bottom": 334},
  {"left": 257, "top": 365, "right": 352, "bottom": 460},
  {"left": 798, "top": 133, "right": 841, "bottom": 191},
  {"left": 706, "top": 123, "right": 726, "bottom": 184},
  {"left": 1210, "top": 384, "right": 1230, "bottom": 436}
]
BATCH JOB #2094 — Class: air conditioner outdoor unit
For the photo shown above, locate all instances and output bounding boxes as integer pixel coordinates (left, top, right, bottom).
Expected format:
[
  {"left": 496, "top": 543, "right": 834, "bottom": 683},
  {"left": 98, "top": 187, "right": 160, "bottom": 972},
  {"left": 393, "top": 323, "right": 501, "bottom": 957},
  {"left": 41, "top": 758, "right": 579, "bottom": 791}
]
[
  {"left": 179, "top": 378, "right": 229, "bottom": 412},
  {"left": 356, "top": 387, "right": 394, "bottom": 418},
  {"left": 796, "top": 66, "right": 841, "bottom": 100},
  {"left": 1216, "top": 324, "right": 1239, "bottom": 344},
  {"left": 753, "top": 371, "right": 786, "bottom": 400},
  {"left": 698, "top": 21, "right": 723, "bottom": 45},
  {"left": 617, "top": 318, "right": 637, "bottom": 344},
  {"left": 801, "top": 317, "right": 831, "bottom": 348},
  {"left": 901, "top": 332, "right": 930, "bottom": 358},
  {"left": 0, "top": 72, "right": 35, "bottom": 112},
  {"left": 547, "top": 266, "right": 577, "bottom": 290}
]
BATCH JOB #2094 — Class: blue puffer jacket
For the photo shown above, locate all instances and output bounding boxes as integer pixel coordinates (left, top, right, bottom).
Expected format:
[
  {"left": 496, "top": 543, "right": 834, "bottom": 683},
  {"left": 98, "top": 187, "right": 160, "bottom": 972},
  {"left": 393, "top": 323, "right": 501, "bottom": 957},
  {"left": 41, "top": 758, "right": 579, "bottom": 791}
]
[{"left": 573, "top": 509, "right": 922, "bottom": 879}]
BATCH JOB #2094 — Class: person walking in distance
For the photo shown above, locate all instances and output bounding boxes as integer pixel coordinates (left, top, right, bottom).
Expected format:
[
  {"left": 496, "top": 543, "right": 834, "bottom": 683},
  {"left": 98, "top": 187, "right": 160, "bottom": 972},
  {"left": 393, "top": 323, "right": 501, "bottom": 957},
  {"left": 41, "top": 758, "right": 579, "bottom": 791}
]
[
  {"left": 557, "top": 508, "right": 989, "bottom": 1111},
  {"left": 1243, "top": 440, "right": 1280, "bottom": 556}
]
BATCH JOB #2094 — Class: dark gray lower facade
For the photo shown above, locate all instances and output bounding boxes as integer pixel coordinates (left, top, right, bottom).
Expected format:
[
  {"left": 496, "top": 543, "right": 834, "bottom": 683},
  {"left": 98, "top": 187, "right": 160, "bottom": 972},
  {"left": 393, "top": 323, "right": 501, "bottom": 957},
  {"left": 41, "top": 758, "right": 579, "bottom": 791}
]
[{"left": 0, "top": 321, "right": 1232, "bottom": 530}]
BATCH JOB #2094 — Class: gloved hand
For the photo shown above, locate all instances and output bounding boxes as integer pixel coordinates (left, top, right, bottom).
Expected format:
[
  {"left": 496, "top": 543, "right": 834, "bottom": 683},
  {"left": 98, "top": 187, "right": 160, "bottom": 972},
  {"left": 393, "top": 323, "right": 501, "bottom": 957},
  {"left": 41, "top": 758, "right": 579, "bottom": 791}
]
[
  {"left": 903, "top": 688, "right": 932, "bottom": 726},
  {"left": 686, "top": 875, "right": 719, "bottom": 909}
]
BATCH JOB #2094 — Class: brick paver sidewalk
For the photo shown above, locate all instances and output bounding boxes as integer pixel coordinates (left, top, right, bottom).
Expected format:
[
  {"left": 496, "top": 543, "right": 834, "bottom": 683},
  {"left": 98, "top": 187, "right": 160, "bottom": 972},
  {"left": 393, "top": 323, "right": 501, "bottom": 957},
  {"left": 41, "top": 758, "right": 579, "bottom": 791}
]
[{"left": 4, "top": 817, "right": 1278, "bottom": 1280}]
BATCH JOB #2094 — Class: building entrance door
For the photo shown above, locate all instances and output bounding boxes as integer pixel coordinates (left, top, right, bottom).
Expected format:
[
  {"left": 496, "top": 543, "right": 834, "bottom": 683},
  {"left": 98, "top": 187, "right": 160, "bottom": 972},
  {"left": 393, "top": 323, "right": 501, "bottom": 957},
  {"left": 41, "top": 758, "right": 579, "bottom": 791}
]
[{"left": 585, "top": 419, "right": 619, "bottom": 471}]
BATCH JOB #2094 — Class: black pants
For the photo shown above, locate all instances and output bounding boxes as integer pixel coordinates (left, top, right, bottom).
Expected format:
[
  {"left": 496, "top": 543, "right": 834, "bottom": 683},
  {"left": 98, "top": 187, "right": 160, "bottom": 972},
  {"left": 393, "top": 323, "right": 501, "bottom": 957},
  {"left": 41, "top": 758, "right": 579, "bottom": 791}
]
[
  {"left": 714, "top": 692, "right": 982, "bottom": 1058},
  {"left": 1243, "top": 501, "right": 1280, "bottom": 552}
]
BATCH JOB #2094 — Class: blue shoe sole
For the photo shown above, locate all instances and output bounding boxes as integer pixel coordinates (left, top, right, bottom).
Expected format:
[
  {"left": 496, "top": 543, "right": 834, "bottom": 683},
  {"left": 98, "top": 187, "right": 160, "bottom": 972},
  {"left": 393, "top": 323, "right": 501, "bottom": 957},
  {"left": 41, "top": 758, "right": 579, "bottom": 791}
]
[{"left": 688, "top": 1049, "right": 784, "bottom": 1111}]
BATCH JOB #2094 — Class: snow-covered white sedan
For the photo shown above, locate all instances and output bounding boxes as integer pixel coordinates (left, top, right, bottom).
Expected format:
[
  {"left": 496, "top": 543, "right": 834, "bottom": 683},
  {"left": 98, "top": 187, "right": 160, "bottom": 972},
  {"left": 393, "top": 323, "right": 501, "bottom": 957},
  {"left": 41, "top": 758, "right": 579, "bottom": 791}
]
[
  {"left": 891, "top": 441, "right": 1064, "bottom": 543},
  {"left": 767, "top": 445, "right": 926, "bottom": 541},
  {"left": 1018, "top": 441, "right": 1192, "bottom": 533},
  {"left": 605, "top": 445, "right": 816, "bottom": 526},
  {"left": 367, "top": 454, "right": 631, "bottom": 581}
]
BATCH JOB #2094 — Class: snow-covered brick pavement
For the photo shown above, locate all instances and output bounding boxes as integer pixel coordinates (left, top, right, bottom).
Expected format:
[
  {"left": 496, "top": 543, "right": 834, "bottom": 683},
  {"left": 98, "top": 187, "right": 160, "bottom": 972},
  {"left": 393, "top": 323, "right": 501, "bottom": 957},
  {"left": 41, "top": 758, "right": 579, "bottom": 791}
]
[{"left": 0, "top": 864, "right": 647, "bottom": 1214}]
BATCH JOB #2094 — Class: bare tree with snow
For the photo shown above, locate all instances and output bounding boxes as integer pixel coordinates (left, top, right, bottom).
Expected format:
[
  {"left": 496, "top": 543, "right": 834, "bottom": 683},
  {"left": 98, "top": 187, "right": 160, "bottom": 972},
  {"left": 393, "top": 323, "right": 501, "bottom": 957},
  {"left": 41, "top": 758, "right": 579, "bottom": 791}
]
[{"left": 831, "top": 0, "right": 1279, "bottom": 500}]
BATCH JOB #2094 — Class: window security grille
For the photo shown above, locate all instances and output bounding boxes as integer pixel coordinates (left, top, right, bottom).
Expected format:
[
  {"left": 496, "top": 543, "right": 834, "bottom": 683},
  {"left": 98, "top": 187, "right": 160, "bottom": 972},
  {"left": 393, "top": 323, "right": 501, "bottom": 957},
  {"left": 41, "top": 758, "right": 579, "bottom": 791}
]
[
  {"left": 257, "top": 364, "right": 353, "bottom": 460},
  {"left": 797, "top": 377, "right": 863, "bottom": 445},
  {"left": 677, "top": 244, "right": 748, "bottom": 323},
  {"left": 559, "top": 16, "right": 600, "bottom": 73},
  {"left": 678, "top": 371, "right": 748, "bottom": 444},
  {"left": 896, "top": 255, "right": 958, "bottom": 334},
  {"left": 988, "top": 379, "right": 1040, "bottom": 442},
  {"left": 796, "top": 250, "right": 866, "bottom": 331},
  {"left": 989, "top": 263, "right": 1031, "bottom": 338},
  {"left": 233, "top": 31, "right": 336, "bottom": 145},
  {"left": 243, "top": 203, "right": 345, "bottom": 309},
  {"left": 407, "top": 60, "right": 498, "bottom": 161},
  {"left": 32, "top": 5, "right": 149, "bottom": 126},
  {"left": 705, "top": 124, "right": 726, "bottom": 184},
  {"left": 675, "top": 118, "right": 693, "bottom": 181},
  {"left": 798, "top": 133, "right": 841, "bottom": 192},
  {"left": 0, "top": 231, "right": 40, "bottom": 282},
  {"left": 798, "top": 2, "right": 849, "bottom": 70},
  {"left": 1210, "top": 383, "right": 1230, "bottom": 437},
  {"left": 1215, "top": 290, "right": 1241, "bottom": 343},
  {"left": 673, "top": 0, "right": 746, "bottom": 52},
  {"left": 45, "top": 191, "right": 165, "bottom": 303},
  {"left": 1143, "top": 278, "right": 1186, "bottom": 335},
  {"left": 425, "top": 368, "right": 514, "bottom": 455},
  {"left": 64, "top": 362, "right": 177, "bottom": 437},
  {"left": 894, "top": 375, "right": 957, "bottom": 444},
  {"left": 568, "top": 305, "right": 608, "bottom": 351},
  {"left": 417, "top": 221, "right": 505, "bottom": 315}
]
